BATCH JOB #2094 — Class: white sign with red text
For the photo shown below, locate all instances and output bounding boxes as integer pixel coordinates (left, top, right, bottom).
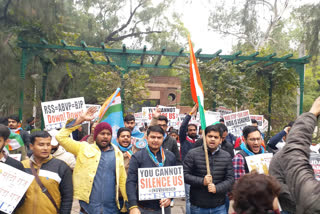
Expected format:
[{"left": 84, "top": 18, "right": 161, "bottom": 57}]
[
  {"left": 138, "top": 166, "right": 185, "bottom": 200},
  {"left": 250, "top": 115, "right": 264, "bottom": 130},
  {"left": 41, "top": 97, "right": 86, "bottom": 130},
  {"left": 142, "top": 106, "right": 179, "bottom": 123},
  {"left": 0, "top": 163, "right": 34, "bottom": 214},
  {"left": 216, "top": 106, "right": 233, "bottom": 117},
  {"left": 223, "top": 110, "right": 251, "bottom": 137}
]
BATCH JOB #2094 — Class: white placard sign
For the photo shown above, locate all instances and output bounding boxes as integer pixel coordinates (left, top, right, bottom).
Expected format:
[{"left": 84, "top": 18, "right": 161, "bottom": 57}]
[
  {"left": 250, "top": 115, "right": 264, "bottom": 130},
  {"left": 138, "top": 166, "right": 185, "bottom": 200},
  {"left": 85, "top": 104, "right": 101, "bottom": 121},
  {"left": 223, "top": 110, "right": 251, "bottom": 137},
  {"left": 142, "top": 106, "right": 179, "bottom": 123},
  {"left": 205, "top": 111, "right": 221, "bottom": 126},
  {"left": 41, "top": 97, "right": 86, "bottom": 130},
  {"left": 216, "top": 106, "right": 233, "bottom": 117},
  {"left": 0, "top": 163, "right": 34, "bottom": 214},
  {"left": 245, "top": 153, "right": 273, "bottom": 175}
]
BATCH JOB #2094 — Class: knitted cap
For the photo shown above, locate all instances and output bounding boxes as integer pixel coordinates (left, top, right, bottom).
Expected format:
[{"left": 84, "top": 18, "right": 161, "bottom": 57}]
[{"left": 93, "top": 122, "right": 112, "bottom": 141}]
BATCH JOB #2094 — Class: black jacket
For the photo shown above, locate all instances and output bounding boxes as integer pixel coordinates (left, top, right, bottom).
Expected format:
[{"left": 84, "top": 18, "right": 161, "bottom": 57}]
[
  {"left": 183, "top": 146, "right": 234, "bottom": 208},
  {"left": 20, "top": 129, "right": 31, "bottom": 149},
  {"left": 163, "top": 135, "right": 181, "bottom": 165},
  {"left": 1, "top": 156, "right": 25, "bottom": 214},
  {"left": 179, "top": 115, "right": 199, "bottom": 161},
  {"left": 126, "top": 148, "right": 176, "bottom": 210},
  {"left": 193, "top": 138, "right": 234, "bottom": 158}
]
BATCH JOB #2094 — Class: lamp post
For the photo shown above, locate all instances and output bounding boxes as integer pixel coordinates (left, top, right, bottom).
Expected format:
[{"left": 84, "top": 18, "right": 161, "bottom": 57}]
[{"left": 30, "top": 73, "right": 39, "bottom": 128}]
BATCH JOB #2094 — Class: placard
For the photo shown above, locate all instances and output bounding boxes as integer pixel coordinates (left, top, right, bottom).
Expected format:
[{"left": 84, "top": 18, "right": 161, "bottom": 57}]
[
  {"left": 216, "top": 106, "right": 232, "bottom": 117},
  {"left": 250, "top": 115, "right": 264, "bottom": 130},
  {"left": 138, "top": 166, "right": 185, "bottom": 200},
  {"left": 0, "top": 163, "right": 34, "bottom": 214},
  {"left": 85, "top": 104, "right": 101, "bottom": 121},
  {"left": 142, "top": 106, "right": 179, "bottom": 123},
  {"left": 223, "top": 110, "right": 251, "bottom": 137},
  {"left": 41, "top": 97, "right": 86, "bottom": 130},
  {"left": 310, "top": 153, "right": 320, "bottom": 181},
  {"left": 245, "top": 153, "right": 273, "bottom": 175},
  {"left": 205, "top": 111, "right": 221, "bottom": 126}
]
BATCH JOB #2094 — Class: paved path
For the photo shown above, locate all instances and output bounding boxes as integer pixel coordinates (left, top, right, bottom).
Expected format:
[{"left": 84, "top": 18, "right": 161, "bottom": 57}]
[{"left": 71, "top": 198, "right": 186, "bottom": 214}]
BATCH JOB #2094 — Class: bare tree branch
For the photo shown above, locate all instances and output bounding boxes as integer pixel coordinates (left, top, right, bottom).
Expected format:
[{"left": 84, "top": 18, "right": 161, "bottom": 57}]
[
  {"left": 105, "top": 1, "right": 143, "bottom": 43},
  {"left": 0, "top": 0, "right": 12, "bottom": 21},
  {"left": 107, "top": 30, "right": 163, "bottom": 42}
]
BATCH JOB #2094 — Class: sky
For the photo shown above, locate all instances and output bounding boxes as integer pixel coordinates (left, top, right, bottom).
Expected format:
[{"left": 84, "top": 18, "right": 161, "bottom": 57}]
[{"left": 174, "top": 0, "right": 317, "bottom": 54}]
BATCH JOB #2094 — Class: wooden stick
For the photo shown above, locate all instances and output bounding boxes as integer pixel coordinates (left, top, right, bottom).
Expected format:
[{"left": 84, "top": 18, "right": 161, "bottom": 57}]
[{"left": 202, "top": 131, "right": 211, "bottom": 176}]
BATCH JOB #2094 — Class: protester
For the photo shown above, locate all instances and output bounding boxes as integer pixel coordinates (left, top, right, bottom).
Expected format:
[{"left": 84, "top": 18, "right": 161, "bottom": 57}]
[
  {"left": 179, "top": 104, "right": 199, "bottom": 214},
  {"left": 194, "top": 123, "right": 234, "bottom": 158},
  {"left": 126, "top": 125, "right": 176, "bottom": 214},
  {"left": 169, "top": 129, "right": 180, "bottom": 155},
  {"left": 16, "top": 131, "right": 73, "bottom": 214},
  {"left": 274, "top": 96, "right": 320, "bottom": 213},
  {"left": 251, "top": 119, "right": 258, "bottom": 127},
  {"left": 183, "top": 124, "right": 234, "bottom": 214},
  {"left": 7, "top": 115, "right": 30, "bottom": 159},
  {"left": 0, "top": 124, "right": 25, "bottom": 214},
  {"left": 25, "top": 117, "right": 35, "bottom": 132},
  {"left": 116, "top": 127, "right": 139, "bottom": 173},
  {"left": 220, "top": 119, "right": 237, "bottom": 145},
  {"left": 49, "top": 129, "right": 76, "bottom": 170},
  {"left": 268, "top": 122, "right": 294, "bottom": 152},
  {"left": 269, "top": 148, "right": 296, "bottom": 214},
  {"left": 232, "top": 173, "right": 280, "bottom": 214},
  {"left": 232, "top": 126, "right": 265, "bottom": 180},
  {"left": 56, "top": 107, "right": 128, "bottom": 213},
  {"left": 152, "top": 111, "right": 181, "bottom": 164},
  {"left": 124, "top": 114, "right": 144, "bottom": 140},
  {"left": 72, "top": 125, "right": 85, "bottom": 141}
]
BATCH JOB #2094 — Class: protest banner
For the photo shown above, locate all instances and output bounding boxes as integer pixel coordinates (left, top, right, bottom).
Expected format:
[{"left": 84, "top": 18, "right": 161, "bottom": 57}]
[
  {"left": 205, "top": 111, "right": 221, "bottom": 126},
  {"left": 142, "top": 106, "right": 179, "bottom": 123},
  {"left": 216, "top": 106, "right": 233, "bottom": 117},
  {"left": 0, "top": 163, "right": 34, "bottom": 214},
  {"left": 310, "top": 153, "right": 320, "bottom": 181},
  {"left": 223, "top": 110, "right": 251, "bottom": 137},
  {"left": 245, "top": 153, "right": 273, "bottom": 175},
  {"left": 250, "top": 115, "right": 264, "bottom": 130},
  {"left": 41, "top": 97, "right": 86, "bottom": 130},
  {"left": 138, "top": 166, "right": 185, "bottom": 200},
  {"left": 85, "top": 104, "right": 101, "bottom": 120}
]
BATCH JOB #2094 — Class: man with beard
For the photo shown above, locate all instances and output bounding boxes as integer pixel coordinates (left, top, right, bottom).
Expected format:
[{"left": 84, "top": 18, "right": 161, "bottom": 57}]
[
  {"left": 0, "top": 124, "right": 25, "bottom": 214},
  {"left": 232, "top": 126, "right": 265, "bottom": 180},
  {"left": 56, "top": 107, "right": 128, "bottom": 213}
]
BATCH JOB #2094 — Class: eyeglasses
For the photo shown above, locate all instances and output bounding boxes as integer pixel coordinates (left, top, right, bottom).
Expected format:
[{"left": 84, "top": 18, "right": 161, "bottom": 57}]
[
  {"left": 158, "top": 124, "right": 167, "bottom": 127},
  {"left": 248, "top": 138, "right": 261, "bottom": 142}
]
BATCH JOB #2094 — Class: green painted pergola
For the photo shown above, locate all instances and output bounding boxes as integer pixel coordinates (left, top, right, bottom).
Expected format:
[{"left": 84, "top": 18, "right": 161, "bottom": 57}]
[{"left": 18, "top": 38, "right": 310, "bottom": 132}]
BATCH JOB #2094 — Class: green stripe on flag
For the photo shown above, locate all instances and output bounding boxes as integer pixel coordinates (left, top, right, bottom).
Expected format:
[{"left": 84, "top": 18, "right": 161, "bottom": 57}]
[
  {"left": 197, "top": 96, "right": 206, "bottom": 129},
  {"left": 100, "top": 104, "right": 122, "bottom": 121}
]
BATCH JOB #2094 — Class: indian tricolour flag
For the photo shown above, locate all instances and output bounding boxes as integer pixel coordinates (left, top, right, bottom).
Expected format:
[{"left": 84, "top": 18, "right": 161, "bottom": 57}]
[
  {"left": 6, "top": 132, "right": 24, "bottom": 150},
  {"left": 188, "top": 36, "right": 206, "bottom": 129},
  {"left": 98, "top": 88, "right": 124, "bottom": 142}
]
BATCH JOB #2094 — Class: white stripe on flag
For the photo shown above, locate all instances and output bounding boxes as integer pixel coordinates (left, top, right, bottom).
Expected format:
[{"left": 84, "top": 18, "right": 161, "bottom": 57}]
[
  {"left": 191, "top": 63, "right": 204, "bottom": 106},
  {"left": 111, "top": 96, "right": 121, "bottom": 105}
]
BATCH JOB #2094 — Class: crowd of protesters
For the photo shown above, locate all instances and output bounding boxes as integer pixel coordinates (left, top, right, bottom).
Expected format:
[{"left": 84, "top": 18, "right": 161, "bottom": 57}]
[{"left": 2, "top": 97, "right": 320, "bottom": 214}]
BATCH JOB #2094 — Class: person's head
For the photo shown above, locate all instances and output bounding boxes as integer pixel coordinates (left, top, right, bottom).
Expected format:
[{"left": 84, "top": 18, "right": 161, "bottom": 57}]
[
  {"left": 243, "top": 126, "right": 262, "bottom": 154},
  {"left": 93, "top": 122, "right": 113, "bottom": 150},
  {"left": 233, "top": 173, "right": 280, "bottom": 214},
  {"left": 30, "top": 131, "right": 52, "bottom": 160},
  {"left": 117, "top": 127, "right": 131, "bottom": 148},
  {"left": 0, "top": 124, "right": 10, "bottom": 153},
  {"left": 0, "top": 117, "right": 8, "bottom": 126},
  {"left": 169, "top": 129, "right": 179, "bottom": 141},
  {"left": 205, "top": 125, "right": 223, "bottom": 152},
  {"left": 283, "top": 121, "right": 294, "bottom": 141},
  {"left": 187, "top": 124, "right": 197, "bottom": 138},
  {"left": 198, "top": 126, "right": 203, "bottom": 136},
  {"left": 217, "top": 123, "right": 228, "bottom": 142},
  {"left": 7, "top": 115, "right": 20, "bottom": 129},
  {"left": 78, "top": 125, "right": 83, "bottom": 132},
  {"left": 219, "top": 118, "right": 225, "bottom": 124},
  {"left": 124, "top": 114, "right": 135, "bottom": 131},
  {"left": 251, "top": 119, "right": 258, "bottom": 127},
  {"left": 147, "top": 125, "right": 165, "bottom": 152},
  {"left": 26, "top": 117, "right": 35, "bottom": 125},
  {"left": 157, "top": 115, "right": 168, "bottom": 132}
]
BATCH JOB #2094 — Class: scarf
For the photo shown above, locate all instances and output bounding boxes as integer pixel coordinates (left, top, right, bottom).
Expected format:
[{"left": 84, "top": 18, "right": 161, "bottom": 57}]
[
  {"left": 186, "top": 136, "right": 197, "bottom": 144},
  {"left": 116, "top": 143, "right": 133, "bottom": 158},
  {"left": 240, "top": 142, "right": 265, "bottom": 156},
  {"left": 146, "top": 145, "right": 166, "bottom": 167}
]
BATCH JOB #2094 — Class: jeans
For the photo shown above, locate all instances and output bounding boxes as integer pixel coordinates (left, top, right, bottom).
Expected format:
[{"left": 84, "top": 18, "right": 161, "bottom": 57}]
[
  {"left": 190, "top": 204, "right": 227, "bottom": 214},
  {"left": 185, "top": 184, "right": 191, "bottom": 214},
  {"left": 139, "top": 207, "right": 171, "bottom": 214}
]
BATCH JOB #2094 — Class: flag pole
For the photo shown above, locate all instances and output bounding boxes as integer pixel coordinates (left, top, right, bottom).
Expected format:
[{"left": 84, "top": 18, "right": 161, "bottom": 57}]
[{"left": 202, "top": 128, "right": 211, "bottom": 176}]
